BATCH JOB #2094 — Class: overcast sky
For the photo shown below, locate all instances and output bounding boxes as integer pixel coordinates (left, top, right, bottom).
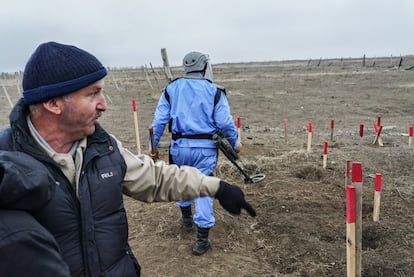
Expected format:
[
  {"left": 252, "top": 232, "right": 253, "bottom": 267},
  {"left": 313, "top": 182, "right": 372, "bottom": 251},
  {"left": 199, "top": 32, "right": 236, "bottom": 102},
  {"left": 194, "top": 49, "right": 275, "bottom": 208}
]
[{"left": 1, "top": 0, "right": 413, "bottom": 72}]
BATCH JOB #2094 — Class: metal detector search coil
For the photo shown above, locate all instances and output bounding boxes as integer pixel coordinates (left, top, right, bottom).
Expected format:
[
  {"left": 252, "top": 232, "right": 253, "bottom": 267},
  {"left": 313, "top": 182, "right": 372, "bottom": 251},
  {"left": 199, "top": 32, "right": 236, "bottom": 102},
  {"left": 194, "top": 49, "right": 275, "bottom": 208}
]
[{"left": 213, "top": 133, "right": 265, "bottom": 184}]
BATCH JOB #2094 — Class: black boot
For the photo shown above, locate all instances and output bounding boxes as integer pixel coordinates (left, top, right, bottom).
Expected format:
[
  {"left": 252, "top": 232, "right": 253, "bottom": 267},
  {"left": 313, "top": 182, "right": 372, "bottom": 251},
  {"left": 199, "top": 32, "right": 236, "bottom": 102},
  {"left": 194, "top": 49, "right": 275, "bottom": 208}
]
[
  {"left": 180, "top": 206, "right": 193, "bottom": 231},
  {"left": 192, "top": 227, "right": 211, "bottom": 255}
]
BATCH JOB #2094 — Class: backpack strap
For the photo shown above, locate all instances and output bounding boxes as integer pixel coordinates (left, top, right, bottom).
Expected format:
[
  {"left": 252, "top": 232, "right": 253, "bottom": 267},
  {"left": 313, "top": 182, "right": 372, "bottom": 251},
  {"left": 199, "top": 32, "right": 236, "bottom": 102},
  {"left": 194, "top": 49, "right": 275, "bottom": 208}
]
[
  {"left": 214, "top": 85, "right": 226, "bottom": 106},
  {"left": 163, "top": 80, "right": 227, "bottom": 134},
  {"left": 164, "top": 83, "right": 225, "bottom": 107}
]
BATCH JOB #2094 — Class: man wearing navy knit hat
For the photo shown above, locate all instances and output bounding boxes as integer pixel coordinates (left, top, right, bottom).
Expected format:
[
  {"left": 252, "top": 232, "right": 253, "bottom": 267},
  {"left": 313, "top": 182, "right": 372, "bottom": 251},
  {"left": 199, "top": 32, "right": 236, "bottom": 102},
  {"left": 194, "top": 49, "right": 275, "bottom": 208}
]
[
  {"left": 22, "top": 42, "right": 107, "bottom": 105},
  {"left": 0, "top": 41, "right": 256, "bottom": 276}
]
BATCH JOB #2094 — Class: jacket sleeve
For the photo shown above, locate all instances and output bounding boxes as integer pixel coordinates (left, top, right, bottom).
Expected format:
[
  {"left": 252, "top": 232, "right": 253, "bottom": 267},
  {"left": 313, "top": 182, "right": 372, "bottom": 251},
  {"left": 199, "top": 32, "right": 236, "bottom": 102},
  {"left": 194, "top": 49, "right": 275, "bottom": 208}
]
[
  {"left": 0, "top": 151, "right": 56, "bottom": 211},
  {"left": 151, "top": 90, "right": 171, "bottom": 147},
  {"left": 0, "top": 210, "right": 70, "bottom": 277},
  {"left": 117, "top": 140, "right": 220, "bottom": 202},
  {"left": 213, "top": 91, "right": 240, "bottom": 148}
]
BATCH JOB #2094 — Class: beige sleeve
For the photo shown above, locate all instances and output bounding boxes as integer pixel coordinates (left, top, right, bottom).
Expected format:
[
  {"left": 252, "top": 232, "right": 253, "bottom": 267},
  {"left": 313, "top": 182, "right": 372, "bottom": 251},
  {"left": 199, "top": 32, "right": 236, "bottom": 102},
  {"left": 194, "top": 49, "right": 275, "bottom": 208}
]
[{"left": 114, "top": 137, "right": 220, "bottom": 202}]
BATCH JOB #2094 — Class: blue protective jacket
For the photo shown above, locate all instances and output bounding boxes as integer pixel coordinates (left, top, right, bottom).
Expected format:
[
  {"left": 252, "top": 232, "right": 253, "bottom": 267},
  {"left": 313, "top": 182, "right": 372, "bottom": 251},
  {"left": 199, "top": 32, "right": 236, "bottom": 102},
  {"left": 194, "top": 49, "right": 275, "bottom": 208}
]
[
  {"left": 152, "top": 74, "right": 239, "bottom": 150},
  {"left": 0, "top": 99, "right": 140, "bottom": 277}
]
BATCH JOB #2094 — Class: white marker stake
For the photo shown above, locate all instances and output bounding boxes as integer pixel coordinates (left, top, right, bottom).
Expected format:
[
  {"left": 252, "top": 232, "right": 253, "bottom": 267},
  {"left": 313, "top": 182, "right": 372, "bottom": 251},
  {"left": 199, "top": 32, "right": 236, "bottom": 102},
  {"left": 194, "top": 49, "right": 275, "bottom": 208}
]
[
  {"left": 323, "top": 141, "right": 328, "bottom": 169},
  {"left": 373, "top": 173, "right": 382, "bottom": 222},
  {"left": 132, "top": 100, "right": 141, "bottom": 154},
  {"left": 307, "top": 122, "right": 312, "bottom": 153}
]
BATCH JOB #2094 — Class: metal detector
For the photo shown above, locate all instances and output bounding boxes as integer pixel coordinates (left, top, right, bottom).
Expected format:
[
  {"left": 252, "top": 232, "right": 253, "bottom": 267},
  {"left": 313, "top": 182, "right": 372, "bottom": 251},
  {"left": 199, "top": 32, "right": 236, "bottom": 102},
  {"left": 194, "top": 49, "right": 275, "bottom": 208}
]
[{"left": 213, "top": 133, "right": 266, "bottom": 184}]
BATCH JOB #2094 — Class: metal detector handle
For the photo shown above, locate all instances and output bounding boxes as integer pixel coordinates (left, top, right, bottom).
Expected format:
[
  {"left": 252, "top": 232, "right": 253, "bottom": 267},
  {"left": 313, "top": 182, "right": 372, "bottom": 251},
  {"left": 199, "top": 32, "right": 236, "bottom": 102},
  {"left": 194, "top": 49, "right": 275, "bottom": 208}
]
[
  {"left": 149, "top": 127, "right": 156, "bottom": 155},
  {"left": 149, "top": 127, "right": 159, "bottom": 161},
  {"left": 212, "top": 133, "right": 239, "bottom": 161}
]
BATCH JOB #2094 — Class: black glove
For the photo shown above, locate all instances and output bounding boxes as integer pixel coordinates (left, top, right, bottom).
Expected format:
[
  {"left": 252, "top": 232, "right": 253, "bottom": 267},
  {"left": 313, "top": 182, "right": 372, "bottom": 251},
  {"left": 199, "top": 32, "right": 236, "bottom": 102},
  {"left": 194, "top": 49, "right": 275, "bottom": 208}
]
[{"left": 215, "top": 180, "right": 256, "bottom": 217}]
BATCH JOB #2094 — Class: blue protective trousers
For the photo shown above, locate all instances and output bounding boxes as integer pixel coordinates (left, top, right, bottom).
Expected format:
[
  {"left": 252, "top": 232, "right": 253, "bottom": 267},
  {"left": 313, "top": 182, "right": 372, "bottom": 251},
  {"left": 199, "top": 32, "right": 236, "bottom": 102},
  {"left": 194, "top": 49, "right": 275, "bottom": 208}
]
[{"left": 171, "top": 145, "right": 217, "bottom": 228}]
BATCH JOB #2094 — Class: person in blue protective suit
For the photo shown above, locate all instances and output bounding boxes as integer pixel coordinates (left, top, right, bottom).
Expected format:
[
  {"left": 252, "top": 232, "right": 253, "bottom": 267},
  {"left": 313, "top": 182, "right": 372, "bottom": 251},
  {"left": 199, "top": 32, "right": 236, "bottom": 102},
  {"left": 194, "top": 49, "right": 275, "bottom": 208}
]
[
  {"left": 0, "top": 151, "right": 70, "bottom": 276},
  {"left": 0, "top": 42, "right": 254, "bottom": 276},
  {"left": 151, "top": 51, "right": 241, "bottom": 255}
]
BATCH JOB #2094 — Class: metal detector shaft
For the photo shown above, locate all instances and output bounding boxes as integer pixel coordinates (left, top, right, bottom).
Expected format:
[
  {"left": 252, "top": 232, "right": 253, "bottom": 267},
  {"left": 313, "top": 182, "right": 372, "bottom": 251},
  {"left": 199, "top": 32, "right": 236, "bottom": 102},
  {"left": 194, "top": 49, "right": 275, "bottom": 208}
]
[
  {"left": 213, "top": 133, "right": 265, "bottom": 184},
  {"left": 217, "top": 143, "right": 251, "bottom": 181}
]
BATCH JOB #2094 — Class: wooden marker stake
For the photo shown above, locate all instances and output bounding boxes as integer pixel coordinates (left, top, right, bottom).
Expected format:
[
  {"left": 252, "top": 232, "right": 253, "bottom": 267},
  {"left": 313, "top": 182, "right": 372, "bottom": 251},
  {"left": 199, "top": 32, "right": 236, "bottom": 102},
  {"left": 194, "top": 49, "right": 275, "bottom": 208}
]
[
  {"left": 330, "top": 119, "right": 334, "bottom": 142},
  {"left": 409, "top": 126, "right": 413, "bottom": 147},
  {"left": 373, "top": 116, "right": 383, "bottom": 146},
  {"left": 351, "top": 162, "right": 363, "bottom": 277},
  {"left": 373, "top": 124, "right": 383, "bottom": 146},
  {"left": 323, "top": 141, "right": 328, "bottom": 169},
  {"left": 132, "top": 100, "right": 141, "bottom": 154},
  {"left": 307, "top": 122, "right": 312, "bottom": 153},
  {"left": 283, "top": 118, "right": 288, "bottom": 144},
  {"left": 1, "top": 84, "right": 14, "bottom": 108},
  {"left": 373, "top": 173, "right": 382, "bottom": 222},
  {"left": 345, "top": 160, "right": 351, "bottom": 187},
  {"left": 346, "top": 185, "right": 356, "bottom": 277}
]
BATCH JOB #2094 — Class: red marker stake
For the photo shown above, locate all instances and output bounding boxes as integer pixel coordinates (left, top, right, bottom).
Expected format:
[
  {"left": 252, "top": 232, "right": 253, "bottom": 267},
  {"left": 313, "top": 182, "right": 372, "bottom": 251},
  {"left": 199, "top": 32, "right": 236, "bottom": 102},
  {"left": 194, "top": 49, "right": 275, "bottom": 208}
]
[
  {"left": 323, "top": 141, "right": 328, "bottom": 169},
  {"left": 346, "top": 185, "right": 356, "bottom": 277},
  {"left": 351, "top": 162, "right": 363, "bottom": 277},
  {"left": 359, "top": 124, "right": 364, "bottom": 147},
  {"left": 330, "top": 119, "right": 334, "bottom": 142},
  {"left": 237, "top": 116, "right": 241, "bottom": 144},
  {"left": 373, "top": 173, "right": 382, "bottom": 222},
  {"left": 409, "top": 126, "right": 413, "bottom": 147},
  {"left": 307, "top": 121, "right": 313, "bottom": 153},
  {"left": 283, "top": 118, "right": 288, "bottom": 144},
  {"left": 132, "top": 100, "right": 141, "bottom": 154}
]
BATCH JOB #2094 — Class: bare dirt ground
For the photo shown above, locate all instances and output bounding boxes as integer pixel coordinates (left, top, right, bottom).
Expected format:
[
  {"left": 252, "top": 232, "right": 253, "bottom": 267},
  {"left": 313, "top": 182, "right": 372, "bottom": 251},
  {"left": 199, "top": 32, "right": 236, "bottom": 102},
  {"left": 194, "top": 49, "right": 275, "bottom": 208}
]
[{"left": 1, "top": 56, "right": 414, "bottom": 276}]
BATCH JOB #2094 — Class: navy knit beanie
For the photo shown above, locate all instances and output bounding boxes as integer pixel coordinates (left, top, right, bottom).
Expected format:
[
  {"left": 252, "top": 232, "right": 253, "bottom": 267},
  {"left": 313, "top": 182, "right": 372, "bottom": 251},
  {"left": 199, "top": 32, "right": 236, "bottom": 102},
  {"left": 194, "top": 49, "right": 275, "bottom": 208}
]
[{"left": 22, "top": 41, "right": 107, "bottom": 104}]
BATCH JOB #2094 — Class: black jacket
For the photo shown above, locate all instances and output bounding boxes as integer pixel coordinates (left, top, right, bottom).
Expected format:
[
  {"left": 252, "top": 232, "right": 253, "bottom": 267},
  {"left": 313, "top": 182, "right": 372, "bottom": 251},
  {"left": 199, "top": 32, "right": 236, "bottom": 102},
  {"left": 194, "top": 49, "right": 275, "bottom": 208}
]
[
  {"left": 0, "top": 151, "right": 70, "bottom": 276},
  {"left": 0, "top": 99, "right": 140, "bottom": 276}
]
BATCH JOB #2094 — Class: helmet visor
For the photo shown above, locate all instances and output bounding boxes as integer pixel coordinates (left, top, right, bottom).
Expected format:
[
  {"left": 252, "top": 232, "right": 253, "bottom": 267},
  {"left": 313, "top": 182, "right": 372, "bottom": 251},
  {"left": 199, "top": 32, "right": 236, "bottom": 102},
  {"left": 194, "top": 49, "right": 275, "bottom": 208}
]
[{"left": 204, "top": 55, "right": 214, "bottom": 81}]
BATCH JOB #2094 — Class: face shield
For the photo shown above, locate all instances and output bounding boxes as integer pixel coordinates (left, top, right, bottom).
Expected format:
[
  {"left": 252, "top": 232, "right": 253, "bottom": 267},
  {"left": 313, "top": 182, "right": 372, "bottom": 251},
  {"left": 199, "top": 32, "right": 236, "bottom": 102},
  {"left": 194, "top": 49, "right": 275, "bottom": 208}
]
[{"left": 204, "top": 55, "right": 214, "bottom": 82}]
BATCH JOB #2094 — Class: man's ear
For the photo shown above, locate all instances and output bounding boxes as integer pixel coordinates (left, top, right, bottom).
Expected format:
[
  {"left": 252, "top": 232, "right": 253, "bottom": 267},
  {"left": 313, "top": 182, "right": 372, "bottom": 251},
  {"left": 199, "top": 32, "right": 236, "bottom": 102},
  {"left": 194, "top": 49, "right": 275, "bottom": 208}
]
[{"left": 42, "top": 98, "right": 63, "bottom": 115}]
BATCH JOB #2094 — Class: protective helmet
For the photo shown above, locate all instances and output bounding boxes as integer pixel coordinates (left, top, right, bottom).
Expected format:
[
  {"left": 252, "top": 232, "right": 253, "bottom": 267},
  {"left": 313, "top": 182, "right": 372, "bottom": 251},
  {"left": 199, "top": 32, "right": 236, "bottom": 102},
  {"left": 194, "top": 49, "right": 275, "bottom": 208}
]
[{"left": 182, "top": 51, "right": 208, "bottom": 73}]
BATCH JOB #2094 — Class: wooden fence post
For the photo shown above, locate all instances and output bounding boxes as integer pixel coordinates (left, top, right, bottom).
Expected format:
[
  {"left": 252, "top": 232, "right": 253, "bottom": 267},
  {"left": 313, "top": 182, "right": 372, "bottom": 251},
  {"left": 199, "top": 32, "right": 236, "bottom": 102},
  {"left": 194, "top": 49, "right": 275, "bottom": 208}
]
[{"left": 161, "top": 48, "right": 173, "bottom": 82}]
